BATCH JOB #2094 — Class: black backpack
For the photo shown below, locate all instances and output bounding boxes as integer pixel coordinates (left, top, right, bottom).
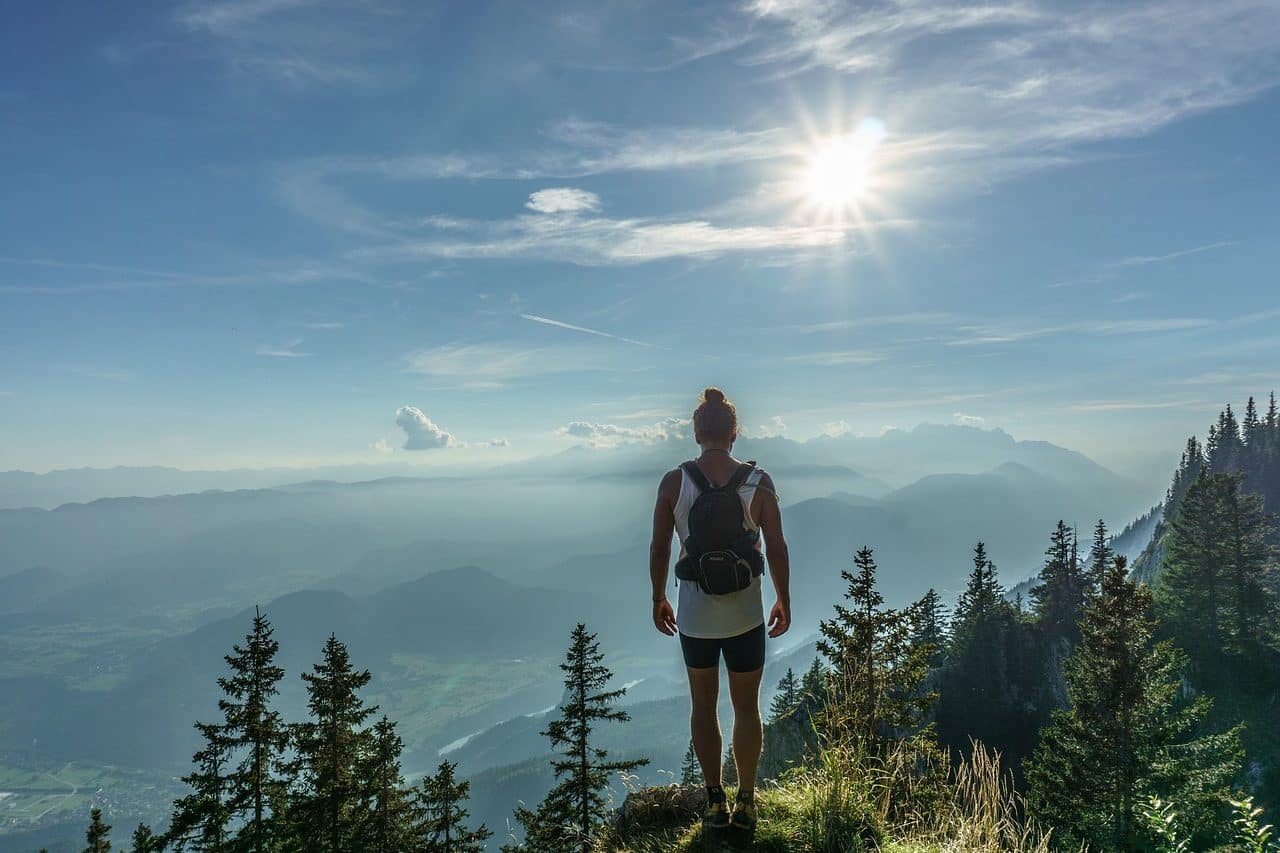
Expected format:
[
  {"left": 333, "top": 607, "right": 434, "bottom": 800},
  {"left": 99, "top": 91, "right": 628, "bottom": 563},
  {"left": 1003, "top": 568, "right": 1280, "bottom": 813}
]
[{"left": 673, "top": 460, "right": 765, "bottom": 595}]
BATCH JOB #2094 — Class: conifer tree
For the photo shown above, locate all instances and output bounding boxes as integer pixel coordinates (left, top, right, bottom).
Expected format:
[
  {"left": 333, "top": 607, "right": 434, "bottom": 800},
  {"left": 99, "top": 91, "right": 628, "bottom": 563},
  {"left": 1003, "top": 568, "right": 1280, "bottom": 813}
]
[
  {"left": 817, "top": 547, "right": 935, "bottom": 746},
  {"left": 507, "top": 623, "right": 647, "bottom": 852},
  {"left": 219, "top": 608, "right": 288, "bottom": 853},
  {"left": 1159, "top": 469, "right": 1228, "bottom": 658},
  {"left": 949, "top": 542, "right": 1005, "bottom": 657},
  {"left": 130, "top": 822, "right": 158, "bottom": 853},
  {"left": 361, "top": 717, "right": 418, "bottom": 853},
  {"left": 799, "top": 657, "right": 828, "bottom": 710},
  {"left": 1031, "top": 520, "right": 1087, "bottom": 645},
  {"left": 417, "top": 760, "right": 491, "bottom": 852},
  {"left": 1218, "top": 471, "right": 1278, "bottom": 660},
  {"left": 768, "top": 668, "right": 801, "bottom": 722},
  {"left": 168, "top": 721, "right": 233, "bottom": 851},
  {"left": 1027, "top": 557, "right": 1243, "bottom": 851},
  {"left": 290, "top": 634, "right": 377, "bottom": 853},
  {"left": 911, "top": 588, "right": 949, "bottom": 666},
  {"left": 679, "top": 740, "right": 699, "bottom": 786},
  {"left": 85, "top": 807, "right": 112, "bottom": 853},
  {"left": 1087, "top": 518, "right": 1113, "bottom": 594}
]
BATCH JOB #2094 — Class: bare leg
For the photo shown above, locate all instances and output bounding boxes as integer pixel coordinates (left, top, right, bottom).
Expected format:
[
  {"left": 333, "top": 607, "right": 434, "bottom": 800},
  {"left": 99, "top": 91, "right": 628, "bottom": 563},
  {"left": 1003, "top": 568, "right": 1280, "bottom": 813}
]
[
  {"left": 686, "top": 665, "right": 722, "bottom": 787},
  {"left": 727, "top": 666, "right": 764, "bottom": 792}
]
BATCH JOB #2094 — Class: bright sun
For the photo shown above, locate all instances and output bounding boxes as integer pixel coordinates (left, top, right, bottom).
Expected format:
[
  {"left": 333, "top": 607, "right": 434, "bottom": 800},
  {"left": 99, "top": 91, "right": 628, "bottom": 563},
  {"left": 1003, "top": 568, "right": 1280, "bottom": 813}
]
[{"left": 798, "top": 117, "right": 886, "bottom": 217}]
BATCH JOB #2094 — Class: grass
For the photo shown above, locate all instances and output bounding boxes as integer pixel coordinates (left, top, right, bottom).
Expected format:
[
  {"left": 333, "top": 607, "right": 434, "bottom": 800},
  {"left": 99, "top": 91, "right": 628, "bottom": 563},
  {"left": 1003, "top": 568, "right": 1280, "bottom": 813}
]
[{"left": 604, "top": 740, "right": 1054, "bottom": 853}]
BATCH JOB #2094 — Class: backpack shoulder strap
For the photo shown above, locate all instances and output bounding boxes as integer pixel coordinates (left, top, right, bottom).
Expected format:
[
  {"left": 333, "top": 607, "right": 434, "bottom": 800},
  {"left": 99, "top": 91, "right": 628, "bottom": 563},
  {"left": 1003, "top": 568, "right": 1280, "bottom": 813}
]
[
  {"left": 726, "top": 460, "right": 758, "bottom": 493},
  {"left": 680, "top": 460, "right": 714, "bottom": 493}
]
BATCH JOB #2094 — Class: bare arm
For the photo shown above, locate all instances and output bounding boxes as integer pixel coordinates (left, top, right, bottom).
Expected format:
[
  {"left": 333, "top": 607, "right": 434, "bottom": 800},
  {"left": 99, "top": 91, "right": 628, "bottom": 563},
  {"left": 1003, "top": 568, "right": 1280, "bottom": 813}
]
[
  {"left": 649, "top": 469, "right": 681, "bottom": 635},
  {"left": 755, "top": 473, "right": 792, "bottom": 637}
]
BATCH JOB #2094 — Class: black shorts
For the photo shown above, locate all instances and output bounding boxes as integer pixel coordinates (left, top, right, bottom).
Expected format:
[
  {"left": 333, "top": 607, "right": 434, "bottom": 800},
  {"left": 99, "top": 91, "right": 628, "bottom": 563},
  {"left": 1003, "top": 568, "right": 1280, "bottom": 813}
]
[{"left": 679, "top": 624, "right": 766, "bottom": 673}]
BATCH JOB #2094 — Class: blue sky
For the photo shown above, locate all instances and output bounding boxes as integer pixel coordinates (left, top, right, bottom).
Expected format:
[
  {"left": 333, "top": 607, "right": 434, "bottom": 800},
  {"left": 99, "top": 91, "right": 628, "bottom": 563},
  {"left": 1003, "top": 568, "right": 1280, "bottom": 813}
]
[{"left": 2, "top": 0, "right": 1279, "bottom": 474}]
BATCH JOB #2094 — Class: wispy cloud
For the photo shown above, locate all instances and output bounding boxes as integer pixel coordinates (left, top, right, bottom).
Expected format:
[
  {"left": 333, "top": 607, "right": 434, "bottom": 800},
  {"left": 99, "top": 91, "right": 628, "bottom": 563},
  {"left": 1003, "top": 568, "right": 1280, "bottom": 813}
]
[
  {"left": 946, "top": 317, "right": 1213, "bottom": 346},
  {"left": 403, "top": 342, "right": 613, "bottom": 390},
  {"left": 789, "top": 313, "right": 957, "bottom": 334},
  {"left": 255, "top": 338, "right": 311, "bottom": 358},
  {"left": 784, "top": 350, "right": 886, "bottom": 366},
  {"left": 1065, "top": 399, "right": 1204, "bottom": 412},
  {"left": 743, "top": 0, "right": 1280, "bottom": 181},
  {"left": 350, "top": 189, "right": 894, "bottom": 267},
  {"left": 558, "top": 417, "right": 691, "bottom": 447},
  {"left": 0, "top": 254, "right": 372, "bottom": 294},
  {"left": 525, "top": 188, "right": 601, "bottom": 214},
  {"left": 520, "top": 313, "right": 653, "bottom": 347},
  {"left": 1116, "top": 240, "right": 1237, "bottom": 266},
  {"left": 173, "top": 0, "right": 416, "bottom": 89}
]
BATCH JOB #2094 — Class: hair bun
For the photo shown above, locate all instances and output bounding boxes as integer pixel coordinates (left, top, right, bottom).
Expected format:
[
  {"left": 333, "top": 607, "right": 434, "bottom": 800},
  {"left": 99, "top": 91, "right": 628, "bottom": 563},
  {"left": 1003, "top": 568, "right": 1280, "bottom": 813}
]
[{"left": 702, "top": 387, "right": 725, "bottom": 405}]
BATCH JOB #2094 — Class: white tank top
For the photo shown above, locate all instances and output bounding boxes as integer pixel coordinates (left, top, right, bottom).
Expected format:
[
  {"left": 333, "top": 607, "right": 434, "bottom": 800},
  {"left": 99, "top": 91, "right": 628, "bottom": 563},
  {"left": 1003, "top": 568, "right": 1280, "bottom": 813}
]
[{"left": 673, "top": 463, "right": 767, "bottom": 639}]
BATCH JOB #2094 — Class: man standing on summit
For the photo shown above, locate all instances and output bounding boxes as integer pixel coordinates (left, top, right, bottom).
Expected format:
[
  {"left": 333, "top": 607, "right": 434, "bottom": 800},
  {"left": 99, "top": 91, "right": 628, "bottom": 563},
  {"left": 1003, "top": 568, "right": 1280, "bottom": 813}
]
[{"left": 649, "top": 387, "right": 792, "bottom": 836}]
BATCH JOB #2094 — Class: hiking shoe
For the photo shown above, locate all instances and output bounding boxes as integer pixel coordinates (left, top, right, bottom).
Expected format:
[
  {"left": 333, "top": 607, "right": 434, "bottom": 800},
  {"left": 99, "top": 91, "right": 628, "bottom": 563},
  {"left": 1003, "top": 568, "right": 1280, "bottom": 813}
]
[
  {"left": 702, "top": 786, "right": 730, "bottom": 831},
  {"left": 730, "top": 791, "right": 757, "bottom": 831}
]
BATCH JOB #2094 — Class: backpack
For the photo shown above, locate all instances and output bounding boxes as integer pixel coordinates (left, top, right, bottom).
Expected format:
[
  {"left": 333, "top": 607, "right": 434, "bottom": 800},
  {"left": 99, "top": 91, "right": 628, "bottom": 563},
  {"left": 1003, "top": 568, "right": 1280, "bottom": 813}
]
[{"left": 673, "top": 460, "right": 765, "bottom": 595}]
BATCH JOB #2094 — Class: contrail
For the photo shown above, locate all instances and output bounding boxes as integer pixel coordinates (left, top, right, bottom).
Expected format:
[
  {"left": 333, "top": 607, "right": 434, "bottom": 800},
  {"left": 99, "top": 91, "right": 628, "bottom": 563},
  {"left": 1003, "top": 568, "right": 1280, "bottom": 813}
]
[{"left": 520, "top": 313, "right": 655, "bottom": 348}]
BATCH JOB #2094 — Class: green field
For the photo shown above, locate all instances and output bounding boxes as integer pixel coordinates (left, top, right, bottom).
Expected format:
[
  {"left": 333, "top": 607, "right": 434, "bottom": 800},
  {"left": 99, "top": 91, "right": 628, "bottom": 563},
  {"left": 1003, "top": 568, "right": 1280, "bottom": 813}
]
[{"left": 0, "top": 760, "right": 179, "bottom": 835}]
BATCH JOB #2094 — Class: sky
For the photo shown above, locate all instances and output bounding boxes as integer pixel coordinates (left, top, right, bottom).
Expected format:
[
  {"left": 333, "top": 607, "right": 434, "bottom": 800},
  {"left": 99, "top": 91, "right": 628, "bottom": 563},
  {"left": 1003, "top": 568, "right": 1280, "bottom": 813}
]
[{"left": 2, "top": 0, "right": 1279, "bottom": 476}]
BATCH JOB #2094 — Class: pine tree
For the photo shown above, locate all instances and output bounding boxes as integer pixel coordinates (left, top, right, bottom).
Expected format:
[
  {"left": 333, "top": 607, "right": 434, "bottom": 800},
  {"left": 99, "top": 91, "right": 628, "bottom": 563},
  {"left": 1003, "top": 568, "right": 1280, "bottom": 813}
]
[
  {"left": 507, "top": 624, "right": 648, "bottom": 853},
  {"left": 359, "top": 717, "right": 417, "bottom": 853},
  {"left": 950, "top": 542, "right": 1005, "bottom": 656},
  {"left": 1159, "top": 469, "right": 1228, "bottom": 659},
  {"left": 168, "top": 721, "right": 233, "bottom": 851},
  {"left": 1087, "top": 518, "right": 1113, "bottom": 594},
  {"left": 1031, "top": 520, "right": 1087, "bottom": 645},
  {"left": 219, "top": 608, "right": 288, "bottom": 853},
  {"left": 799, "top": 657, "right": 828, "bottom": 710},
  {"left": 1027, "top": 557, "right": 1243, "bottom": 851},
  {"left": 816, "top": 547, "right": 936, "bottom": 747},
  {"left": 911, "top": 588, "right": 949, "bottom": 666},
  {"left": 85, "top": 808, "right": 112, "bottom": 853},
  {"left": 130, "top": 823, "right": 157, "bottom": 853},
  {"left": 768, "top": 668, "right": 801, "bottom": 722},
  {"left": 290, "top": 634, "right": 377, "bottom": 853},
  {"left": 1218, "top": 472, "right": 1278, "bottom": 660},
  {"left": 679, "top": 740, "right": 699, "bottom": 786},
  {"left": 417, "top": 760, "right": 491, "bottom": 852}
]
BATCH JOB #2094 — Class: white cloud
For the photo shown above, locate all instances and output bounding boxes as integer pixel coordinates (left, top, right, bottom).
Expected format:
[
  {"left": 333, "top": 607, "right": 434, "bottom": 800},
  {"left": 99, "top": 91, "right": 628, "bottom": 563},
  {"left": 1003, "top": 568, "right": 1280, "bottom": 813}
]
[
  {"left": 946, "top": 317, "right": 1213, "bottom": 346},
  {"left": 362, "top": 208, "right": 880, "bottom": 267},
  {"left": 526, "top": 188, "right": 601, "bottom": 215},
  {"left": 371, "top": 438, "right": 393, "bottom": 454},
  {"left": 403, "top": 342, "right": 604, "bottom": 389},
  {"left": 558, "top": 417, "right": 692, "bottom": 447},
  {"left": 255, "top": 338, "right": 311, "bottom": 358},
  {"left": 520, "top": 313, "right": 653, "bottom": 347},
  {"left": 747, "top": 416, "right": 788, "bottom": 439},
  {"left": 785, "top": 350, "right": 885, "bottom": 367},
  {"left": 1066, "top": 399, "right": 1202, "bottom": 413},
  {"left": 176, "top": 0, "right": 309, "bottom": 33},
  {"left": 743, "top": 0, "right": 1280, "bottom": 183},
  {"left": 953, "top": 412, "right": 986, "bottom": 427},
  {"left": 821, "top": 419, "right": 852, "bottom": 437},
  {"left": 174, "top": 0, "right": 412, "bottom": 90},
  {"left": 1116, "top": 241, "right": 1237, "bottom": 266},
  {"left": 395, "top": 406, "right": 455, "bottom": 450}
]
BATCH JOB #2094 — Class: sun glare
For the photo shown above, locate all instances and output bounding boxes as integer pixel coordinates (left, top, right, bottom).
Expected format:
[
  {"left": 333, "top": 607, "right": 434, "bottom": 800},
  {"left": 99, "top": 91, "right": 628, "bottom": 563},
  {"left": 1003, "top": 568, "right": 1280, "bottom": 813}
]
[{"left": 797, "top": 117, "right": 887, "bottom": 219}]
